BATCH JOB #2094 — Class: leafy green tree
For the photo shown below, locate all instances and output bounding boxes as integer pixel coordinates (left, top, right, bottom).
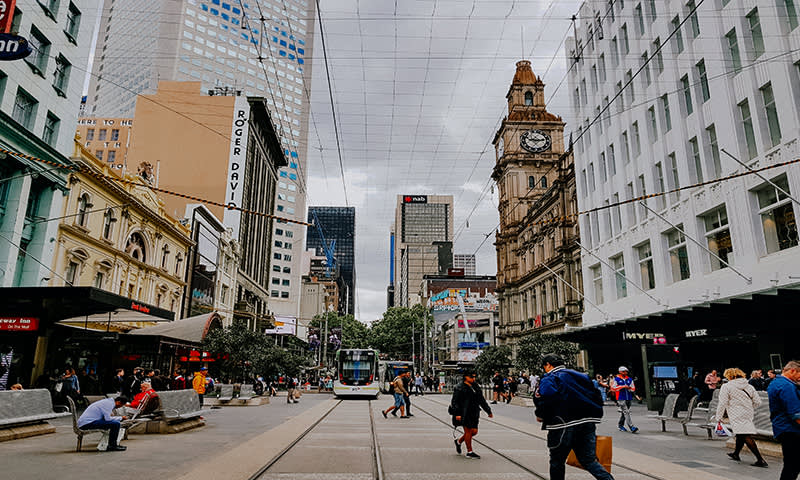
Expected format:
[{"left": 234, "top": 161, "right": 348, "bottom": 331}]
[
  {"left": 368, "top": 305, "right": 432, "bottom": 360},
  {"left": 309, "top": 312, "right": 370, "bottom": 349},
  {"left": 515, "top": 333, "right": 580, "bottom": 376},
  {"left": 202, "top": 322, "right": 311, "bottom": 380},
  {"left": 475, "top": 345, "right": 512, "bottom": 381}
]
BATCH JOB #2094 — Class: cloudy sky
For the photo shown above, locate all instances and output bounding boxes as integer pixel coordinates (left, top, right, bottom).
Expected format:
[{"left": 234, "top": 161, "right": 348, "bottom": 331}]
[{"left": 304, "top": 0, "right": 580, "bottom": 322}]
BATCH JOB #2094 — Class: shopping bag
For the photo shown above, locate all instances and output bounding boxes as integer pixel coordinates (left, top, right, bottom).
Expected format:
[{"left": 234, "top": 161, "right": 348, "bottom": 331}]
[
  {"left": 96, "top": 428, "right": 126, "bottom": 451},
  {"left": 293, "top": 389, "right": 302, "bottom": 399},
  {"left": 566, "top": 435, "right": 613, "bottom": 473},
  {"left": 714, "top": 422, "right": 730, "bottom": 437}
]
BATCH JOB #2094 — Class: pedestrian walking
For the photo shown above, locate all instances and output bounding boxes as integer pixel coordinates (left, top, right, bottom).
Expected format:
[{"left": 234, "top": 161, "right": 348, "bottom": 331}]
[
  {"left": 768, "top": 360, "right": 800, "bottom": 480},
  {"left": 400, "top": 371, "right": 413, "bottom": 415},
  {"left": 382, "top": 373, "right": 408, "bottom": 418},
  {"left": 611, "top": 366, "right": 638, "bottom": 433},
  {"left": 716, "top": 368, "right": 768, "bottom": 467},
  {"left": 286, "top": 376, "right": 298, "bottom": 404},
  {"left": 450, "top": 370, "right": 492, "bottom": 459},
  {"left": 414, "top": 373, "right": 424, "bottom": 396},
  {"left": 491, "top": 371, "right": 504, "bottom": 404},
  {"left": 765, "top": 369, "right": 778, "bottom": 390},
  {"left": 192, "top": 367, "right": 207, "bottom": 405},
  {"left": 533, "top": 354, "right": 613, "bottom": 480},
  {"left": 593, "top": 375, "right": 608, "bottom": 403}
]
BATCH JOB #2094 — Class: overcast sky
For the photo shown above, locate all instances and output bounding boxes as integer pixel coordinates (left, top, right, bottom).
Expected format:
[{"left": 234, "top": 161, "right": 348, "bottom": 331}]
[{"left": 304, "top": 0, "right": 581, "bottom": 322}]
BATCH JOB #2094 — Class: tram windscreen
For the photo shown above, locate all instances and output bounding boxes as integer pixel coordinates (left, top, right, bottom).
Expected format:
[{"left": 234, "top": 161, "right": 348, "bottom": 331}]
[{"left": 340, "top": 351, "right": 376, "bottom": 384}]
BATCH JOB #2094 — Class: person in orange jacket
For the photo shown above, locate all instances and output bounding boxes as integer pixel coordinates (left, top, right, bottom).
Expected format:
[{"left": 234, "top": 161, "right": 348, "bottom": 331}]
[{"left": 192, "top": 367, "right": 207, "bottom": 405}]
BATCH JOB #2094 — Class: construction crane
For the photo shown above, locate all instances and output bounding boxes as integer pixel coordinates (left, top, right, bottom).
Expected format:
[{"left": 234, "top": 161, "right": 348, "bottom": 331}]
[{"left": 311, "top": 210, "right": 336, "bottom": 278}]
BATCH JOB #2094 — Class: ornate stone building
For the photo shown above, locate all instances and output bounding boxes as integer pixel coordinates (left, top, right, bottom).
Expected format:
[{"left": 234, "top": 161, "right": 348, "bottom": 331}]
[
  {"left": 492, "top": 61, "right": 583, "bottom": 352},
  {"left": 51, "top": 139, "right": 193, "bottom": 329}
]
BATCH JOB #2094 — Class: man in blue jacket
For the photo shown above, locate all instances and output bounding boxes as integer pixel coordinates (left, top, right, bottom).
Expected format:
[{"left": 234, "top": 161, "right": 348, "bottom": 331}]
[
  {"left": 768, "top": 360, "right": 800, "bottom": 480},
  {"left": 534, "top": 354, "right": 614, "bottom": 480}
]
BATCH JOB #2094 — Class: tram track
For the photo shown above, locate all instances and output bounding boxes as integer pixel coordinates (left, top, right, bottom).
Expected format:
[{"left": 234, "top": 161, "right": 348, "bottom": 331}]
[
  {"left": 249, "top": 399, "right": 385, "bottom": 480},
  {"left": 416, "top": 395, "right": 669, "bottom": 480}
]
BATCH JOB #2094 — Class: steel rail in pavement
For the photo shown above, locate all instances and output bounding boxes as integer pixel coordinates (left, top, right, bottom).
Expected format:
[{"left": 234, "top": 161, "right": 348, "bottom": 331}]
[
  {"left": 417, "top": 396, "right": 667, "bottom": 480},
  {"left": 247, "top": 399, "right": 343, "bottom": 480}
]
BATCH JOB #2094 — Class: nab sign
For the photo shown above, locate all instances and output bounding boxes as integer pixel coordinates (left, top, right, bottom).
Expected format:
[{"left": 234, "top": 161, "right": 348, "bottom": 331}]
[
  {"left": 403, "top": 195, "right": 427, "bottom": 204},
  {"left": 0, "top": 33, "right": 30, "bottom": 61}
]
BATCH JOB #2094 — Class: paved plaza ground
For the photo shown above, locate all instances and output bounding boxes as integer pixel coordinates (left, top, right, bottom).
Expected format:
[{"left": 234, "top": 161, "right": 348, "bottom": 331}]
[{"left": 0, "top": 392, "right": 781, "bottom": 480}]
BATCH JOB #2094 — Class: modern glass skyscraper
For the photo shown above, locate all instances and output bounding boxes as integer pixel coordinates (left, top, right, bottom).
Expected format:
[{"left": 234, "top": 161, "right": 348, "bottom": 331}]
[
  {"left": 306, "top": 207, "right": 356, "bottom": 315},
  {"left": 86, "top": 0, "right": 315, "bottom": 317}
]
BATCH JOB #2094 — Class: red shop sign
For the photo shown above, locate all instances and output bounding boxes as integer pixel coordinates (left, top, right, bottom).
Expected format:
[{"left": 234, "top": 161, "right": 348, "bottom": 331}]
[{"left": 0, "top": 317, "right": 39, "bottom": 331}]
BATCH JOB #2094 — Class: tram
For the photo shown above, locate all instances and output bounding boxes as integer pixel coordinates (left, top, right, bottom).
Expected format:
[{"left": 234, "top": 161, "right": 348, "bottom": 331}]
[
  {"left": 377, "top": 360, "right": 413, "bottom": 393},
  {"left": 333, "top": 348, "right": 380, "bottom": 398}
]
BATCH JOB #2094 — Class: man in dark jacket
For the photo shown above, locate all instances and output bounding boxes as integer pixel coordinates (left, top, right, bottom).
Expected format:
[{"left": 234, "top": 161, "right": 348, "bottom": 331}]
[
  {"left": 450, "top": 370, "right": 493, "bottom": 459},
  {"left": 534, "top": 354, "right": 614, "bottom": 480},
  {"left": 768, "top": 360, "right": 800, "bottom": 480}
]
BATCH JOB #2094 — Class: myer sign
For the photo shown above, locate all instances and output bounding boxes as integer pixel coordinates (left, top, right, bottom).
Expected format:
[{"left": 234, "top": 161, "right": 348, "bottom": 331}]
[{"left": 223, "top": 97, "right": 250, "bottom": 239}]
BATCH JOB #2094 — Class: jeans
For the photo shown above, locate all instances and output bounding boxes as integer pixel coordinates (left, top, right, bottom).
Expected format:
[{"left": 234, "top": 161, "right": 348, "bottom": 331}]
[
  {"left": 392, "top": 393, "right": 405, "bottom": 408},
  {"left": 547, "top": 423, "right": 614, "bottom": 480},
  {"left": 779, "top": 432, "right": 800, "bottom": 480},
  {"left": 81, "top": 419, "right": 121, "bottom": 448},
  {"left": 404, "top": 394, "right": 412, "bottom": 414},
  {"left": 617, "top": 400, "right": 635, "bottom": 428}
]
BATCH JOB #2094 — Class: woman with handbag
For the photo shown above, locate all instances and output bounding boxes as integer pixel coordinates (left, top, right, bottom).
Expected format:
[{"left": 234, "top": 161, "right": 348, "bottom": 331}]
[{"left": 715, "top": 368, "right": 768, "bottom": 468}]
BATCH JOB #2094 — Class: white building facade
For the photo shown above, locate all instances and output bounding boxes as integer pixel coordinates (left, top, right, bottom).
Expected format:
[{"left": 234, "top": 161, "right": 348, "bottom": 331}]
[
  {"left": 0, "top": 0, "right": 95, "bottom": 287},
  {"left": 86, "top": 0, "right": 316, "bottom": 318},
  {"left": 569, "top": 0, "right": 800, "bottom": 327}
]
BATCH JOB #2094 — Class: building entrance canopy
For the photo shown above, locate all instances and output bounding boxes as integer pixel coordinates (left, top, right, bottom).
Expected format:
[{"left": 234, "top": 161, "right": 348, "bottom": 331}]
[
  {"left": 561, "top": 286, "right": 800, "bottom": 345},
  {"left": 0, "top": 287, "right": 174, "bottom": 329}
]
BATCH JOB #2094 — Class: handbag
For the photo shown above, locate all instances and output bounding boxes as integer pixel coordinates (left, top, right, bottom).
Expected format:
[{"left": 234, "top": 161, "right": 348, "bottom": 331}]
[
  {"left": 714, "top": 422, "right": 730, "bottom": 437},
  {"left": 566, "top": 435, "right": 612, "bottom": 473},
  {"left": 293, "top": 389, "right": 301, "bottom": 399}
]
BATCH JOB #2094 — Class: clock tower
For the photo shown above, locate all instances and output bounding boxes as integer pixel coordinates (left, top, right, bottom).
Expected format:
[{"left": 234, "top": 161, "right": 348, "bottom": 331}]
[{"left": 492, "top": 60, "right": 566, "bottom": 288}]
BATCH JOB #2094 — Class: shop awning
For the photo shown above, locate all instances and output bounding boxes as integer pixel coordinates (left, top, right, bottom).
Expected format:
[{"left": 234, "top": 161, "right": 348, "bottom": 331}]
[
  {"left": 127, "top": 312, "right": 223, "bottom": 344},
  {"left": 559, "top": 285, "right": 800, "bottom": 344},
  {"left": 0, "top": 287, "right": 175, "bottom": 328}
]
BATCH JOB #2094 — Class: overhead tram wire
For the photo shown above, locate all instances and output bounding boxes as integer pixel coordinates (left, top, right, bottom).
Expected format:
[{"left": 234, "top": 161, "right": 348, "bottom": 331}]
[
  {"left": 315, "top": 0, "right": 350, "bottom": 207},
  {"left": 0, "top": 147, "right": 314, "bottom": 227},
  {"left": 469, "top": 0, "right": 708, "bottom": 256},
  {"left": 452, "top": 0, "right": 606, "bottom": 244}
]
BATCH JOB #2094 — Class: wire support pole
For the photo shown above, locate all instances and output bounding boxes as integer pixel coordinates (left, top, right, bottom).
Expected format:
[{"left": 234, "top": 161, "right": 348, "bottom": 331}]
[
  {"left": 721, "top": 148, "right": 800, "bottom": 207},
  {"left": 575, "top": 241, "right": 664, "bottom": 307},
  {"left": 639, "top": 201, "right": 752, "bottom": 284},
  {"left": 539, "top": 262, "right": 613, "bottom": 322}
]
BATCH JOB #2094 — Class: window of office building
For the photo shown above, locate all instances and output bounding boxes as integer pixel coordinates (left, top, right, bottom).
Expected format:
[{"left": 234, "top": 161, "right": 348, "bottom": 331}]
[
  {"left": 681, "top": 75, "right": 693, "bottom": 115},
  {"left": 748, "top": 8, "right": 765, "bottom": 58},
  {"left": 786, "top": 0, "right": 799, "bottom": 30},
  {"left": 653, "top": 38, "right": 664, "bottom": 73},
  {"left": 739, "top": 99, "right": 758, "bottom": 159},
  {"left": 661, "top": 94, "right": 672, "bottom": 132},
  {"left": 671, "top": 16, "right": 684, "bottom": 53},
  {"left": 27, "top": 27, "right": 50, "bottom": 74},
  {"left": 591, "top": 265, "right": 603, "bottom": 304},
  {"left": 12, "top": 88, "right": 37, "bottom": 129},
  {"left": 696, "top": 59, "right": 710, "bottom": 102},
  {"left": 706, "top": 124, "right": 722, "bottom": 178},
  {"left": 53, "top": 55, "right": 71, "bottom": 94},
  {"left": 726, "top": 28, "right": 741, "bottom": 71},
  {"left": 689, "top": 137, "right": 703, "bottom": 183},
  {"left": 756, "top": 176, "right": 798, "bottom": 254},
  {"left": 761, "top": 83, "right": 782, "bottom": 148},
  {"left": 637, "top": 242, "right": 656, "bottom": 289},
  {"left": 612, "top": 254, "right": 627, "bottom": 299},
  {"left": 42, "top": 112, "right": 59, "bottom": 146},
  {"left": 703, "top": 205, "right": 732, "bottom": 270},
  {"left": 666, "top": 226, "right": 691, "bottom": 282},
  {"left": 687, "top": 1, "right": 700, "bottom": 37}
]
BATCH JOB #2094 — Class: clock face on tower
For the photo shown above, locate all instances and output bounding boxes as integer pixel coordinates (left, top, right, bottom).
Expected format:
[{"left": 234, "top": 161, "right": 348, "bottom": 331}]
[{"left": 520, "top": 129, "right": 552, "bottom": 153}]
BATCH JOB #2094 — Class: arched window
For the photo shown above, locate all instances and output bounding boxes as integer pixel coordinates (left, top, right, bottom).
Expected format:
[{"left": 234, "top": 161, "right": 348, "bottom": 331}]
[
  {"left": 76, "top": 193, "right": 91, "bottom": 227},
  {"left": 528, "top": 176, "right": 535, "bottom": 189},
  {"left": 540, "top": 176, "right": 548, "bottom": 189},
  {"left": 175, "top": 253, "right": 183, "bottom": 276},
  {"left": 524, "top": 91, "right": 533, "bottom": 106},
  {"left": 125, "top": 232, "right": 147, "bottom": 262},
  {"left": 102, "top": 209, "right": 116, "bottom": 239}
]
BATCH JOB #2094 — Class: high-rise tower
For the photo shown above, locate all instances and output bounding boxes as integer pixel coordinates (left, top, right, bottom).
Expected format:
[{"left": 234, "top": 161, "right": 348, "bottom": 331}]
[{"left": 86, "top": 0, "right": 316, "bottom": 317}]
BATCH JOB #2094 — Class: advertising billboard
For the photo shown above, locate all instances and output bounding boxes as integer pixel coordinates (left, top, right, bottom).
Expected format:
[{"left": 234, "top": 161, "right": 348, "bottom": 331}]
[
  {"left": 223, "top": 97, "right": 251, "bottom": 239},
  {"left": 265, "top": 315, "right": 297, "bottom": 335},
  {"left": 429, "top": 288, "right": 498, "bottom": 325}
]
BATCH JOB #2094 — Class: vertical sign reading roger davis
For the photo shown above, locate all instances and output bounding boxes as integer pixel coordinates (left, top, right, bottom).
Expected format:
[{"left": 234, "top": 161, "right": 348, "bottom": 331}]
[{"left": 223, "top": 96, "right": 251, "bottom": 239}]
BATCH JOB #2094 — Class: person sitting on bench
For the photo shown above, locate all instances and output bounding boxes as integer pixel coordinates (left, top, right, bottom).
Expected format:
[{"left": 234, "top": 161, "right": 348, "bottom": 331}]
[
  {"left": 125, "top": 381, "right": 159, "bottom": 416},
  {"left": 77, "top": 396, "right": 128, "bottom": 452}
]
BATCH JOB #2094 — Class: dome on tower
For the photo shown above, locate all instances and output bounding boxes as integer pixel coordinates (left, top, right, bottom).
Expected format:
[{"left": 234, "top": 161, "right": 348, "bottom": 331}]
[{"left": 512, "top": 60, "right": 538, "bottom": 85}]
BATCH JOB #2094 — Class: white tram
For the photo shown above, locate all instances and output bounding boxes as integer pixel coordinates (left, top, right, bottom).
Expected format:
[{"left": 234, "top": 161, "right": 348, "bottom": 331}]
[{"left": 333, "top": 348, "right": 380, "bottom": 398}]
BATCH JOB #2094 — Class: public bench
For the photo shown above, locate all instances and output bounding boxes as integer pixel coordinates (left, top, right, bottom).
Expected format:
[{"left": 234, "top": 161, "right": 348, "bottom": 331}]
[
  {"left": 0, "top": 389, "right": 70, "bottom": 441},
  {"left": 684, "top": 390, "right": 720, "bottom": 438},
  {"left": 238, "top": 384, "right": 254, "bottom": 401},
  {"left": 126, "top": 389, "right": 208, "bottom": 433},
  {"left": 648, "top": 394, "right": 699, "bottom": 433},
  {"left": 218, "top": 384, "right": 234, "bottom": 402},
  {"left": 752, "top": 392, "right": 772, "bottom": 438}
]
